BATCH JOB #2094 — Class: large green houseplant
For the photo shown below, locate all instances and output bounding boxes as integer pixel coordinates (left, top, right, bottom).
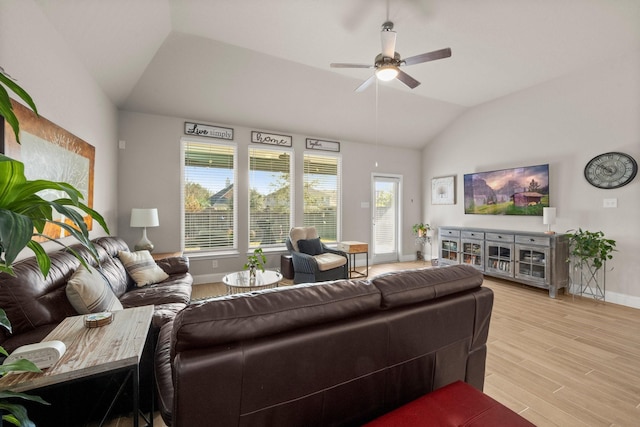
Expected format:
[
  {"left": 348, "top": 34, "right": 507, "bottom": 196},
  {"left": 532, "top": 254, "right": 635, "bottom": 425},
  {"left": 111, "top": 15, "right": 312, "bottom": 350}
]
[
  {"left": 566, "top": 228, "right": 616, "bottom": 301},
  {"left": 0, "top": 68, "right": 109, "bottom": 426}
]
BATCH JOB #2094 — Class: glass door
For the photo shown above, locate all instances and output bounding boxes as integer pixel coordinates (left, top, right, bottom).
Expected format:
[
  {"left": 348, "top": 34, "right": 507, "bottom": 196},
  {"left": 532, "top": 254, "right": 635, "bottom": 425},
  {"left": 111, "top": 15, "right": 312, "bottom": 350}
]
[{"left": 372, "top": 175, "right": 401, "bottom": 264}]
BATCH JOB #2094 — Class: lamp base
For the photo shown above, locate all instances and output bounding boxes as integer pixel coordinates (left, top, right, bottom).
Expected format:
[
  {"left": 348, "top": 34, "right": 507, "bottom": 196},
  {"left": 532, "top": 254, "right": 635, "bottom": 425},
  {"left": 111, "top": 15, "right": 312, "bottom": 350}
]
[
  {"left": 134, "top": 228, "right": 154, "bottom": 252},
  {"left": 544, "top": 230, "right": 556, "bottom": 235}
]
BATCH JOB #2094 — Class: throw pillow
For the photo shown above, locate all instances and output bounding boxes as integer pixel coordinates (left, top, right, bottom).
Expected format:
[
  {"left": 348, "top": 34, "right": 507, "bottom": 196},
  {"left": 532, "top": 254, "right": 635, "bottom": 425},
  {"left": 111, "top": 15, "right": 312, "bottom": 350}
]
[
  {"left": 66, "top": 265, "right": 124, "bottom": 314},
  {"left": 298, "top": 238, "right": 324, "bottom": 256},
  {"left": 118, "top": 250, "right": 169, "bottom": 287}
]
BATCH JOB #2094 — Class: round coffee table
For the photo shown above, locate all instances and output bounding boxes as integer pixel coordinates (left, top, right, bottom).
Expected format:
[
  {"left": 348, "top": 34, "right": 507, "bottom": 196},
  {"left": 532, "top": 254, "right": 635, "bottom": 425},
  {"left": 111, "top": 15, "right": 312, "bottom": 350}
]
[{"left": 222, "top": 270, "right": 283, "bottom": 294}]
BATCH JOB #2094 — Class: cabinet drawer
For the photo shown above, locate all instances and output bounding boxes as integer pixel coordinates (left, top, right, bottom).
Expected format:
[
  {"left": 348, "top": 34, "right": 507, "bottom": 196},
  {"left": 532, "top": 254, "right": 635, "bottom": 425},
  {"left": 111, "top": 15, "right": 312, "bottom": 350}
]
[
  {"left": 485, "top": 232, "right": 514, "bottom": 242},
  {"left": 461, "top": 231, "right": 484, "bottom": 239},
  {"left": 439, "top": 229, "right": 460, "bottom": 238},
  {"left": 516, "top": 235, "right": 550, "bottom": 246}
]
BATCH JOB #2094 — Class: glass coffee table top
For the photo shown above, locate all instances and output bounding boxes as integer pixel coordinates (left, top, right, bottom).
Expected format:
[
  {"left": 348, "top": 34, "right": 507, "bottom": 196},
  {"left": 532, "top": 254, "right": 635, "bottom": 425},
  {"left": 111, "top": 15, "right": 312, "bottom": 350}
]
[{"left": 223, "top": 270, "right": 283, "bottom": 294}]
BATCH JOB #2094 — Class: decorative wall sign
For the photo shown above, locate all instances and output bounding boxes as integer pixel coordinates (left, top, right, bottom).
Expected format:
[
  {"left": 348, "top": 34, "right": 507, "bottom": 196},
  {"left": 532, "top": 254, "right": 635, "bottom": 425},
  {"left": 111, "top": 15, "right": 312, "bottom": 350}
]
[
  {"left": 184, "top": 122, "right": 233, "bottom": 140},
  {"left": 2, "top": 99, "right": 95, "bottom": 239},
  {"left": 306, "top": 138, "right": 340, "bottom": 152},
  {"left": 431, "top": 176, "right": 455, "bottom": 205},
  {"left": 251, "top": 131, "right": 292, "bottom": 147}
]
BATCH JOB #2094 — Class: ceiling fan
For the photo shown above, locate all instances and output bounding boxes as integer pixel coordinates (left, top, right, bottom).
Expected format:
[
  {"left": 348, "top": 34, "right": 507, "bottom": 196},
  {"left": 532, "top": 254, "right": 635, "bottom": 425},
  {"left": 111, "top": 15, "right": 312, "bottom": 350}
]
[{"left": 330, "top": 21, "right": 451, "bottom": 92}]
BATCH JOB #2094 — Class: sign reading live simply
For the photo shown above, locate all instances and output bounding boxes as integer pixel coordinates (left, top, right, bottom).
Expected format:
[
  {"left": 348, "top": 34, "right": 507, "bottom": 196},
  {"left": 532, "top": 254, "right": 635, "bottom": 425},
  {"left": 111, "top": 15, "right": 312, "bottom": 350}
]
[
  {"left": 185, "top": 122, "right": 234, "bottom": 140},
  {"left": 306, "top": 138, "right": 340, "bottom": 152},
  {"left": 251, "top": 131, "right": 292, "bottom": 147}
]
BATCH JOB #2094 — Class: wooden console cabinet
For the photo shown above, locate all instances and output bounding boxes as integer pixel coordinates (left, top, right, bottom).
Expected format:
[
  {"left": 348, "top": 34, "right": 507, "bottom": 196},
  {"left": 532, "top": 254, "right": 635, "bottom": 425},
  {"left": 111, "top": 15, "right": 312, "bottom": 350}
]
[{"left": 438, "top": 227, "right": 569, "bottom": 298}]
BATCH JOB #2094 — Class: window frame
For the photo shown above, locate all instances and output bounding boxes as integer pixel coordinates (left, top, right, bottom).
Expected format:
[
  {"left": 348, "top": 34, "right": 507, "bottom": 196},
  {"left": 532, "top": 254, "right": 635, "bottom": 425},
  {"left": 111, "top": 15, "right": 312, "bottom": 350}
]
[
  {"left": 181, "top": 137, "right": 238, "bottom": 254},
  {"left": 303, "top": 151, "right": 342, "bottom": 244},
  {"left": 247, "top": 146, "right": 294, "bottom": 249}
]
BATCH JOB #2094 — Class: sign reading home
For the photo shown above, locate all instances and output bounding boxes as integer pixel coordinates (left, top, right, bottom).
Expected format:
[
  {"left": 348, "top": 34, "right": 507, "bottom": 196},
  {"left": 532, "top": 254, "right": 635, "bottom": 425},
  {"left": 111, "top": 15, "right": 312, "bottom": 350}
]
[
  {"left": 306, "top": 138, "right": 340, "bottom": 152},
  {"left": 251, "top": 131, "right": 292, "bottom": 147},
  {"left": 185, "top": 122, "right": 234, "bottom": 140}
]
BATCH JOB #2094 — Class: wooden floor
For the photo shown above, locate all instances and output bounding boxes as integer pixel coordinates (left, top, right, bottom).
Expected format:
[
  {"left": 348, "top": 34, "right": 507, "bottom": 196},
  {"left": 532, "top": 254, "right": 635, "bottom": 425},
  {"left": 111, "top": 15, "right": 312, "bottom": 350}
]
[{"left": 108, "top": 261, "right": 640, "bottom": 426}]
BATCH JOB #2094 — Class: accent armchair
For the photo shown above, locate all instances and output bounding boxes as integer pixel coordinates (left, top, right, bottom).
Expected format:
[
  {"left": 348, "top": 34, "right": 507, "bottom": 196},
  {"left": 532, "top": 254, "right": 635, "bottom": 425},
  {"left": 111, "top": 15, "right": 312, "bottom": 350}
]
[{"left": 286, "top": 226, "right": 348, "bottom": 284}]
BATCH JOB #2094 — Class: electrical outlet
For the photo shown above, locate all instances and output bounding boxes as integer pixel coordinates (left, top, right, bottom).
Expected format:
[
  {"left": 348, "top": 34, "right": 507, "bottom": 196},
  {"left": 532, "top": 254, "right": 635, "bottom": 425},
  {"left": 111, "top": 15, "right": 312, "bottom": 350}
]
[
  {"left": 603, "top": 198, "right": 617, "bottom": 208},
  {"left": 212, "top": 260, "right": 218, "bottom": 269}
]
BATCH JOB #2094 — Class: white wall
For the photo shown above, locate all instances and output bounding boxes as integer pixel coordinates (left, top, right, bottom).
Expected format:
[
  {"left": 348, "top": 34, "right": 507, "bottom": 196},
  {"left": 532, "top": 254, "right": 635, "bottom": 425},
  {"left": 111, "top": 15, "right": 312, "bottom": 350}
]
[
  {"left": 424, "top": 51, "right": 640, "bottom": 307},
  {"left": 118, "top": 110, "right": 422, "bottom": 282},
  {"left": 0, "top": 0, "right": 119, "bottom": 248}
]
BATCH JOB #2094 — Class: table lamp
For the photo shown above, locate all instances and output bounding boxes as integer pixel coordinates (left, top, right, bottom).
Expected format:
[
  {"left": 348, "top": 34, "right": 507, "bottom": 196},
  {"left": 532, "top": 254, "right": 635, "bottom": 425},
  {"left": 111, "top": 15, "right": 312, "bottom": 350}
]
[
  {"left": 130, "top": 208, "right": 159, "bottom": 251},
  {"left": 543, "top": 207, "right": 556, "bottom": 235}
]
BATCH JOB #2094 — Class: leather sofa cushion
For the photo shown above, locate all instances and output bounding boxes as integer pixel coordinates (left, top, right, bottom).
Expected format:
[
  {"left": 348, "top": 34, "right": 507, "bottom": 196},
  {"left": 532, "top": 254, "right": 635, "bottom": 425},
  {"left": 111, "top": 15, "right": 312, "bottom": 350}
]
[
  {"left": 371, "top": 265, "right": 483, "bottom": 309},
  {"left": 172, "top": 279, "right": 380, "bottom": 358},
  {"left": 154, "top": 321, "right": 175, "bottom": 426}
]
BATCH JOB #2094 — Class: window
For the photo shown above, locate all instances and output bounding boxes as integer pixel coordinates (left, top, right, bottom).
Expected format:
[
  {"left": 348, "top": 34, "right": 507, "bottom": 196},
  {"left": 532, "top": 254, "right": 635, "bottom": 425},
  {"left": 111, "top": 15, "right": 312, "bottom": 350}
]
[
  {"left": 183, "top": 140, "right": 237, "bottom": 252},
  {"left": 248, "top": 147, "right": 293, "bottom": 248},
  {"left": 303, "top": 153, "right": 341, "bottom": 243}
]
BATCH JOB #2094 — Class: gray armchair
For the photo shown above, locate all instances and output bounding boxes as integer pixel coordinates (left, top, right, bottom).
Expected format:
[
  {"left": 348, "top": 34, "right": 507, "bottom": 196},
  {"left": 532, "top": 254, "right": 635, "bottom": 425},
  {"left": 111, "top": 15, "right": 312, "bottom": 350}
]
[{"left": 286, "top": 227, "right": 348, "bottom": 284}]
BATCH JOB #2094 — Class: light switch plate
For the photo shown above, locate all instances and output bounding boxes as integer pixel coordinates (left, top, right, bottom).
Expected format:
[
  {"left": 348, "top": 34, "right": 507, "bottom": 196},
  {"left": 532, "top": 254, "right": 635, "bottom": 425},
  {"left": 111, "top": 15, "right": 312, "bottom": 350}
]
[{"left": 603, "top": 198, "right": 617, "bottom": 208}]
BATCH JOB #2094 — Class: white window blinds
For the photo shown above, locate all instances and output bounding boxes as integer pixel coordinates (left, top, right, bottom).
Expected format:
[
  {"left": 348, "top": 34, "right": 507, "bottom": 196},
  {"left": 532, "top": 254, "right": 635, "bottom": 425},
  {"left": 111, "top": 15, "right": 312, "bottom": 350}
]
[
  {"left": 303, "top": 153, "right": 341, "bottom": 243},
  {"left": 183, "top": 140, "right": 237, "bottom": 252},
  {"left": 248, "top": 147, "right": 293, "bottom": 248}
]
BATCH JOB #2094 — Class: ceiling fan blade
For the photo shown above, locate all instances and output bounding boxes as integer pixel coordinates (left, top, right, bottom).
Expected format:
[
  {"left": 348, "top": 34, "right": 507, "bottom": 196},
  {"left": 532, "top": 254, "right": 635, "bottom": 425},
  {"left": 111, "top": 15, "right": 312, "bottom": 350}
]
[
  {"left": 355, "top": 75, "right": 376, "bottom": 93},
  {"left": 402, "top": 48, "right": 452, "bottom": 66},
  {"left": 396, "top": 69, "right": 421, "bottom": 89},
  {"left": 381, "top": 29, "right": 397, "bottom": 58},
  {"left": 330, "top": 63, "right": 373, "bottom": 69}
]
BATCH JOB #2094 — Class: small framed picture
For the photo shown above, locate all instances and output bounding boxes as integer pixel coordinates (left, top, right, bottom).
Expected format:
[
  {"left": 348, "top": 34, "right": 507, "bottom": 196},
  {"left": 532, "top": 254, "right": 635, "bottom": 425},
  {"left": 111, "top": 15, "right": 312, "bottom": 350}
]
[{"left": 432, "top": 176, "right": 455, "bottom": 205}]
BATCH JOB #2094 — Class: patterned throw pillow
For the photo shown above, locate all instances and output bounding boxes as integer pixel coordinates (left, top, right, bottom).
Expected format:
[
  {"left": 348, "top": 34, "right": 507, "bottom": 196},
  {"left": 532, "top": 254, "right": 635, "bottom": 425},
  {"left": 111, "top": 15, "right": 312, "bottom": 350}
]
[
  {"left": 118, "top": 250, "right": 169, "bottom": 287},
  {"left": 66, "top": 264, "right": 124, "bottom": 314}
]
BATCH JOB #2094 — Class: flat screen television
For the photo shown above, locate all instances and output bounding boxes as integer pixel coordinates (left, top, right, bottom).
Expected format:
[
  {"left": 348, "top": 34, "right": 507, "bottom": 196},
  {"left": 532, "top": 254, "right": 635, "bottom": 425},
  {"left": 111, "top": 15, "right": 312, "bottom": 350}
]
[{"left": 463, "top": 164, "right": 549, "bottom": 215}]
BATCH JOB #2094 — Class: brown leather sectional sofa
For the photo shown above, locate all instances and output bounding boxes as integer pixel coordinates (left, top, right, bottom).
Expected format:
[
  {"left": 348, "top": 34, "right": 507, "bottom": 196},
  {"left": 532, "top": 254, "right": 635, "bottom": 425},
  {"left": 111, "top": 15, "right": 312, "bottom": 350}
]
[
  {"left": 0, "top": 236, "right": 192, "bottom": 353},
  {"left": 155, "top": 264, "right": 493, "bottom": 427}
]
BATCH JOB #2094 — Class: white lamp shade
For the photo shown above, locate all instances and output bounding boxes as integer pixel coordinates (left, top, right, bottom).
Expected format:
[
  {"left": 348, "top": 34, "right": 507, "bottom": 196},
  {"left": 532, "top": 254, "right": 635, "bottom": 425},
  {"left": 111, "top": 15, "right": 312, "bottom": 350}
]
[
  {"left": 542, "top": 207, "right": 556, "bottom": 225},
  {"left": 130, "top": 208, "right": 159, "bottom": 228}
]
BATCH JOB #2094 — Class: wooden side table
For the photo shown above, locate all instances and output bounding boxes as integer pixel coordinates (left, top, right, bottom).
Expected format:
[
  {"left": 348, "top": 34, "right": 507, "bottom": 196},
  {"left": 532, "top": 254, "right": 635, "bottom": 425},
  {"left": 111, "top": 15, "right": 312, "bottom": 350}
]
[
  {"left": 0, "top": 305, "right": 154, "bottom": 427},
  {"left": 338, "top": 241, "right": 369, "bottom": 278}
]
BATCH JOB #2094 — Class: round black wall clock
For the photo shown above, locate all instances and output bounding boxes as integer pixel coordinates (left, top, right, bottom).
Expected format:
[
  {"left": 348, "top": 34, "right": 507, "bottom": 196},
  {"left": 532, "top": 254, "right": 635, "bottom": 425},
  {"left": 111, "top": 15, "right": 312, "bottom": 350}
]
[{"left": 584, "top": 152, "right": 637, "bottom": 189}]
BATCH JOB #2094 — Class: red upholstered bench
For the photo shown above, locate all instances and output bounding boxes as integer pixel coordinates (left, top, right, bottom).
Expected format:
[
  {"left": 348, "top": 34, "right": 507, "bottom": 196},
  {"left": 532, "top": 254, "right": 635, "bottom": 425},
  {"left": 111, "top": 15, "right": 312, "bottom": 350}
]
[{"left": 364, "top": 381, "right": 535, "bottom": 427}]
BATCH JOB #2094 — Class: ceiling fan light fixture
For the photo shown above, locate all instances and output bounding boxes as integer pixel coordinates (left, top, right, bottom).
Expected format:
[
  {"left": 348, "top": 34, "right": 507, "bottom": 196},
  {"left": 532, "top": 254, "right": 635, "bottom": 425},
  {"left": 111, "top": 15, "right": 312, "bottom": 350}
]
[{"left": 375, "top": 64, "right": 398, "bottom": 81}]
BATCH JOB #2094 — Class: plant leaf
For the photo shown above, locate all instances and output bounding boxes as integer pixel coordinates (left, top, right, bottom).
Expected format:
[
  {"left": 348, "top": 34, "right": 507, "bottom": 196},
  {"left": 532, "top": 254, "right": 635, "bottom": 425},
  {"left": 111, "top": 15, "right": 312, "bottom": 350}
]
[
  {"left": 0, "top": 85, "right": 21, "bottom": 143},
  {"left": 0, "top": 209, "right": 35, "bottom": 267},
  {"left": 0, "top": 310, "right": 11, "bottom": 334},
  {"left": 0, "top": 71, "right": 38, "bottom": 115}
]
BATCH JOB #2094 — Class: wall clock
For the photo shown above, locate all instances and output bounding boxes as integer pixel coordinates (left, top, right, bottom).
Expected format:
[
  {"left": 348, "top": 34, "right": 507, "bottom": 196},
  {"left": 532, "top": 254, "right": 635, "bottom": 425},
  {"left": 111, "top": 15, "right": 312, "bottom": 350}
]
[{"left": 584, "top": 152, "right": 637, "bottom": 189}]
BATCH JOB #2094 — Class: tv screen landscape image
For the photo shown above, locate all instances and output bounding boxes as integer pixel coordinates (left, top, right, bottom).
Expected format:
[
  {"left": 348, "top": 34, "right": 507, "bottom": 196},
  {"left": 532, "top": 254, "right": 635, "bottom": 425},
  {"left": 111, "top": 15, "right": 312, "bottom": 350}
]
[{"left": 463, "top": 164, "right": 549, "bottom": 215}]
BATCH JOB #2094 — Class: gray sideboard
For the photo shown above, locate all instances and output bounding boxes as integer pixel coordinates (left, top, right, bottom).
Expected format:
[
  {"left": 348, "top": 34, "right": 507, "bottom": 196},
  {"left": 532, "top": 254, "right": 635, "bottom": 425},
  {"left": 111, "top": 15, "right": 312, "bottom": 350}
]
[{"left": 438, "top": 227, "right": 569, "bottom": 298}]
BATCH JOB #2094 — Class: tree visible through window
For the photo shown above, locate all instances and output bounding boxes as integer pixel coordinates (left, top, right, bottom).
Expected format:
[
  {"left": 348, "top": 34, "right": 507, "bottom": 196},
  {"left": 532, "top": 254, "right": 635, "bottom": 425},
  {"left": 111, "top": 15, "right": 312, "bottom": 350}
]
[
  {"left": 303, "top": 153, "right": 340, "bottom": 243},
  {"left": 248, "top": 147, "right": 293, "bottom": 247},
  {"left": 183, "top": 140, "right": 237, "bottom": 252}
]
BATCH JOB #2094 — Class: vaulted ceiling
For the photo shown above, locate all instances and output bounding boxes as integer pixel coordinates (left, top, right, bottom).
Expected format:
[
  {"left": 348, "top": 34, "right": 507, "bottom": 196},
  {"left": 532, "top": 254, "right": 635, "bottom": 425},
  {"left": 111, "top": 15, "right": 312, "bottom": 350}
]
[{"left": 35, "top": 0, "right": 640, "bottom": 148}]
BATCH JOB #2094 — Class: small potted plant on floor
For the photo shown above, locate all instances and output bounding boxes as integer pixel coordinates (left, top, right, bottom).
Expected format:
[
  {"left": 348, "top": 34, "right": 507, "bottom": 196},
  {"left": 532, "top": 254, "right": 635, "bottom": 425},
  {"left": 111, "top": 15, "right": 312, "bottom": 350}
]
[
  {"left": 412, "top": 223, "right": 431, "bottom": 261},
  {"left": 244, "top": 248, "right": 266, "bottom": 280},
  {"left": 566, "top": 228, "right": 616, "bottom": 301}
]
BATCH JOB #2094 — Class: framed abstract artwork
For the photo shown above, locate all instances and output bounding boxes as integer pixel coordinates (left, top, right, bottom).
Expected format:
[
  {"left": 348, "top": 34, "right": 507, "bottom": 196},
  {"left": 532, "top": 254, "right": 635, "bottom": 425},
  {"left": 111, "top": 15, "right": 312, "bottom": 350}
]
[
  {"left": 2, "top": 99, "right": 95, "bottom": 239},
  {"left": 431, "top": 176, "right": 455, "bottom": 205}
]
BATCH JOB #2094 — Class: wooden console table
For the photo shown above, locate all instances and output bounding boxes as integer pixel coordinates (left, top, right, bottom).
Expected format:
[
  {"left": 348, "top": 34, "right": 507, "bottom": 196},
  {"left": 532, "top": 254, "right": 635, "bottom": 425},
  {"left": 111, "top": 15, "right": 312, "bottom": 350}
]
[{"left": 0, "top": 305, "right": 154, "bottom": 426}]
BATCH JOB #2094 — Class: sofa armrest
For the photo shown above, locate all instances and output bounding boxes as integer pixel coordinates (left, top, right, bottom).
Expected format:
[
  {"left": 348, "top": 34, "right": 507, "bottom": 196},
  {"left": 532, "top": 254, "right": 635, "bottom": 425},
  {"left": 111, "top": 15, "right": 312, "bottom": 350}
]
[{"left": 155, "top": 256, "right": 190, "bottom": 275}]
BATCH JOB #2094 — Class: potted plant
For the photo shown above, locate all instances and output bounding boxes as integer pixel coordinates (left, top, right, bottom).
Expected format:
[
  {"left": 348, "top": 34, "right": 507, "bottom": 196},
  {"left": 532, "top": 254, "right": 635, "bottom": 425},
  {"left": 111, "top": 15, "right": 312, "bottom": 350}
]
[
  {"left": 566, "top": 228, "right": 616, "bottom": 301},
  {"left": 1, "top": 67, "right": 109, "bottom": 426},
  {"left": 244, "top": 248, "right": 266, "bottom": 279},
  {"left": 412, "top": 223, "right": 430, "bottom": 237}
]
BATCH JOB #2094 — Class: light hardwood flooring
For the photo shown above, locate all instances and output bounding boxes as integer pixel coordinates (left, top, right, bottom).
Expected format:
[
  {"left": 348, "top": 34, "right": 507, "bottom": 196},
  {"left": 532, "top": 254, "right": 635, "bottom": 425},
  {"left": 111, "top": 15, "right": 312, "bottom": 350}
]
[{"left": 107, "top": 261, "right": 640, "bottom": 426}]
